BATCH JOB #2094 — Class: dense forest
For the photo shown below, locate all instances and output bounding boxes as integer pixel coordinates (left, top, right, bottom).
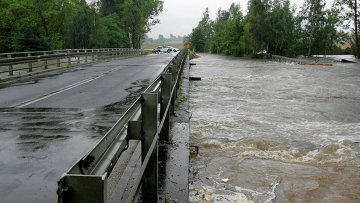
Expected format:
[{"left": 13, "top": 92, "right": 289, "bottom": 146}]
[
  {"left": 189, "top": 0, "right": 360, "bottom": 58},
  {"left": 0, "top": 0, "right": 163, "bottom": 52}
]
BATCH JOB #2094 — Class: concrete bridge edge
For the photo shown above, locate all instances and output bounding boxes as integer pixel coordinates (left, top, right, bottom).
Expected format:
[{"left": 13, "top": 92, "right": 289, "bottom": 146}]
[{"left": 158, "top": 55, "right": 191, "bottom": 202}]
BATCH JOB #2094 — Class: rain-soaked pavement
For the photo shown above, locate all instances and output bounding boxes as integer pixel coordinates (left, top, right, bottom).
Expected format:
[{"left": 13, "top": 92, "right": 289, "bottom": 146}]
[
  {"left": 189, "top": 54, "right": 360, "bottom": 202},
  {"left": 0, "top": 53, "right": 175, "bottom": 202}
]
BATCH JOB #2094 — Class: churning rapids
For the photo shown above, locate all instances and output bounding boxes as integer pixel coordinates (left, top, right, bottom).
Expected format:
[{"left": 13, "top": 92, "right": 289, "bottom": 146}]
[{"left": 189, "top": 54, "right": 360, "bottom": 203}]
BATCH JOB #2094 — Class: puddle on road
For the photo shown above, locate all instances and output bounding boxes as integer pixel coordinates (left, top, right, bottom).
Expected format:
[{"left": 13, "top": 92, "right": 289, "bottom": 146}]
[
  {"left": 0, "top": 79, "right": 150, "bottom": 203},
  {"left": 189, "top": 54, "right": 360, "bottom": 203}
]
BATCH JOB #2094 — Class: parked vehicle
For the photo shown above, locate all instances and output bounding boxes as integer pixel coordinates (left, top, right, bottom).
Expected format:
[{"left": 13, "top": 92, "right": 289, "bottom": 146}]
[
  {"left": 169, "top": 47, "right": 179, "bottom": 52},
  {"left": 153, "top": 46, "right": 172, "bottom": 53},
  {"left": 153, "top": 46, "right": 179, "bottom": 53}
]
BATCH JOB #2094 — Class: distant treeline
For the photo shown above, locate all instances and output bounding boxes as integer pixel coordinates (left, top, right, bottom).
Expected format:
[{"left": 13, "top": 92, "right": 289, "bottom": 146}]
[
  {"left": 143, "top": 34, "right": 184, "bottom": 45},
  {"left": 0, "top": 0, "right": 163, "bottom": 52},
  {"left": 190, "top": 0, "right": 360, "bottom": 58}
]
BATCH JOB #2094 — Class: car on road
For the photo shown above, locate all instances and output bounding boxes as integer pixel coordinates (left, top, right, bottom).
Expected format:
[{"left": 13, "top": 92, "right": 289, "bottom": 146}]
[
  {"left": 153, "top": 46, "right": 172, "bottom": 53},
  {"left": 153, "top": 46, "right": 179, "bottom": 53},
  {"left": 170, "top": 47, "right": 179, "bottom": 52}
]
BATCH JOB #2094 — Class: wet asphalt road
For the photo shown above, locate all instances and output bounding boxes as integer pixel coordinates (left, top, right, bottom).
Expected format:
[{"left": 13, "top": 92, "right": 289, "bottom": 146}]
[{"left": 0, "top": 53, "right": 176, "bottom": 203}]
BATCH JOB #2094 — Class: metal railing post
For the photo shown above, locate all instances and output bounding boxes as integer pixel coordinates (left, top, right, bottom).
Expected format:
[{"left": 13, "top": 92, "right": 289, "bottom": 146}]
[
  {"left": 77, "top": 50, "right": 80, "bottom": 64},
  {"left": 28, "top": 62, "right": 33, "bottom": 72},
  {"left": 160, "top": 73, "right": 172, "bottom": 141},
  {"left": 7, "top": 54, "right": 13, "bottom": 76},
  {"left": 44, "top": 53, "right": 48, "bottom": 69},
  {"left": 57, "top": 173, "right": 107, "bottom": 203},
  {"left": 141, "top": 93, "right": 158, "bottom": 202},
  {"left": 27, "top": 53, "right": 33, "bottom": 72},
  {"left": 85, "top": 50, "right": 88, "bottom": 63},
  {"left": 67, "top": 50, "right": 71, "bottom": 66},
  {"left": 169, "top": 65, "right": 178, "bottom": 114}
]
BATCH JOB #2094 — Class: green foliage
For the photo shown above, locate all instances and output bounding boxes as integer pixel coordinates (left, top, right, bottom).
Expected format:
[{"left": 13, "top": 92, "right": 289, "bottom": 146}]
[
  {"left": 0, "top": 0, "right": 162, "bottom": 52},
  {"left": 338, "top": 0, "right": 360, "bottom": 58},
  {"left": 165, "top": 197, "right": 177, "bottom": 203},
  {"left": 121, "top": 0, "right": 163, "bottom": 48},
  {"left": 299, "top": 0, "right": 340, "bottom": 55},
  {"left": 90, "top": 15, "right": 130, "bottom": 48},
  {"left": 190, "top": 27, "right": 206, "bottom": 52},
  {"left": 190, "top": 8, "right": 211, "bottom": 52},
  {"left": 189, "top": 0, "right": 345, "bottom": 57}
]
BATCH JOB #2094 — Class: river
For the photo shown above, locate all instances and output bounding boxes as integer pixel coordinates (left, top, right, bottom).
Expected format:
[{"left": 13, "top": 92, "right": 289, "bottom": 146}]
[{"left": 189, "top": 54, "right": 360, "bottom": 202}]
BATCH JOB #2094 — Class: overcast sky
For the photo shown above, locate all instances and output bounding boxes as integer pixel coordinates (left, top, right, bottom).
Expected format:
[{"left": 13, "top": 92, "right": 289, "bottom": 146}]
[{"left": 147, "top": 0, "right": 331, "bottom": 39}]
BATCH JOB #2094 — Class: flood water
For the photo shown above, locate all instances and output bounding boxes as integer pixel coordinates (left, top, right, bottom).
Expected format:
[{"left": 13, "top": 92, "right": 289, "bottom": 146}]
[{"left": 189, "top": 54, "right": 360, "bottom": 202}]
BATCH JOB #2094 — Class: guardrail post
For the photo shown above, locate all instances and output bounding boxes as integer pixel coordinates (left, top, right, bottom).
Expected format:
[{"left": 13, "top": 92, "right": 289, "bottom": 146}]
[
  {"left": 67, "top": 50, "right": 71, "bottom": 66},
  {"left": 77, "top": 50, "right": 80, "bottom": 64},
  {"left": 141, "top": 93, "right": 158, "bottom": 202},
  {"left": 85, "top": 50, "right": 88, "bottom": 63},
  {"left": 169, "top": 65, "right": 178, "bottom": 114},
  {"left": 57, "top": 173, "right": 107, "bottom": 203},
  {"left": 160, "top": 73, "right": 172, "bottom": 141},
  {"left": 8, "top": 65, "right": 13, "bottom": 76},
  {"left": 7, "top": 54, "right": 13, "bottom": 76},
  {"left": 44, "top": 53, "right": 48, "bottom": 69},
  {"left": 57, "top": 58, "right": 61, "bottom": 67},
  {"left": 28, "top": 62, "right": 33, "bottom": 72}
]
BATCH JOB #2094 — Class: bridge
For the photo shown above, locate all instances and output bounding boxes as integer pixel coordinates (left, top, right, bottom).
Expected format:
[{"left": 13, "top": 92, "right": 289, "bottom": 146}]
[
  {"left": 2, "top": 49, "right": 359, "bottom": 203},
  {"left": 0, "top": 49, "right": 190, "bottom": 202}
]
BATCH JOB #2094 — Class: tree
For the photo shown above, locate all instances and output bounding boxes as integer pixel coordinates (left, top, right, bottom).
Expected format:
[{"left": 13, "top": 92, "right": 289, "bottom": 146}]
[
  {"left": 0, "top": 0, "right": 163, "bottom": 52},
  {"left": 189, "top": 8, "right": 212, "bottom": 52},
  {"left": 90, "top": 14, "right": 130, "bottom": 48},
  {"left": 209, "top": 8, "right": 230, "bottom": 54},
  {"left": 339, "top": 0, "right": 360, "bottom": 57},
  {"left": 100, "top": 0, "right": 124, "bottom": 16},
  {"left": 299, "top": 0, "right": 339, "bottom": 55},
  {"left": 190, "top": 27, "right": 206, "bottom": 52},
  {"left": 269, "top": 0, "right": 296, "bottom": 55},
  {"left": 121, "top": 0, "right": 163, "bottom": 48},
  {"left": 158, "top": 34, "right": 165, "bottom": 45},
  {"left": 247, "top": 0, "right": 272, "bottom": 52}
]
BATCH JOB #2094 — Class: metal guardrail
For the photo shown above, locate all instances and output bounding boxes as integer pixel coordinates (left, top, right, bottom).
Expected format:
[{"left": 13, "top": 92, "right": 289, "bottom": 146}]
[
  {"left": 0, "top": 48, "right": 143, "bottom": 76},
  {"left": 57, "top": 49, "right": 188, "bottom": 203}
]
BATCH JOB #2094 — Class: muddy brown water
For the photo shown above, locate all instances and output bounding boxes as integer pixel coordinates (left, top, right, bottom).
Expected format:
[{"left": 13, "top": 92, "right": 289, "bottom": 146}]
[{"left": 189, "top": 54, "right": 360, "bottom": 203}]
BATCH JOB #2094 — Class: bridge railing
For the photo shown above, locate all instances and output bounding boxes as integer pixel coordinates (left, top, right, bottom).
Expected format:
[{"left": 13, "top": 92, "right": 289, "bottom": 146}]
[
  {"left": 57, "top": 49, "right": 188, "bottom": 203},
  {"left": 0, "top": 48, "right": 143, "bottom": 76}
]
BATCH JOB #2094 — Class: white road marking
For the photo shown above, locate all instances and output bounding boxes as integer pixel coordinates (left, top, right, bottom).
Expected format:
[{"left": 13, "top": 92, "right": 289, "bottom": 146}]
[{"left": 12, "top": 68, "right": 119, "bottom": 108}]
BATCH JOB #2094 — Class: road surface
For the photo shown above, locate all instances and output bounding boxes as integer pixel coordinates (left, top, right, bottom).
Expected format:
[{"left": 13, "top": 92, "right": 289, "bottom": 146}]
[{"left": 0, "top": 53, "right": 176, "bottom": 203}]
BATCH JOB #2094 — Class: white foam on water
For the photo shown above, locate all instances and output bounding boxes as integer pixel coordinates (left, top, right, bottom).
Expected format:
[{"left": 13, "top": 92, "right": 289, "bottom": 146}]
[{"left": 189, "top": 184, "right": 280, "bottom": 203}]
